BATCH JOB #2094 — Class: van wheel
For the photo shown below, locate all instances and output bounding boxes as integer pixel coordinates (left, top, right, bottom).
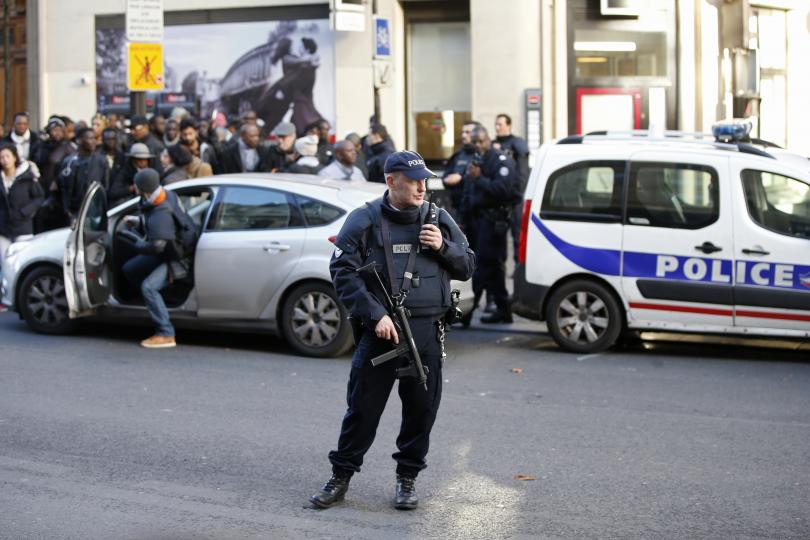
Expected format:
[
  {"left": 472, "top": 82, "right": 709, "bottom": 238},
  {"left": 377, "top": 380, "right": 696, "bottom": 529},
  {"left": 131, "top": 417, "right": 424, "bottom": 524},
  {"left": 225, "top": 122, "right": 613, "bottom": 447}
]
[
  {"left": 545, "top": 279, "right": 622, "bottom": 354},
  {"left": 18, "top": 266, "right": 77, "bottom": 335},
  {"left": 280, "top": 282, "right": 352, "bottom": 358}
]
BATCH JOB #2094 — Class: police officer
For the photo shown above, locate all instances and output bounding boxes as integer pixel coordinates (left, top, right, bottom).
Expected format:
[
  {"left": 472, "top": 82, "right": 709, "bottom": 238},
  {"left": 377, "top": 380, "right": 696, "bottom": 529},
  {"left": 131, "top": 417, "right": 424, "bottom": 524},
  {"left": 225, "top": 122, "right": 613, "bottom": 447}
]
[
  {"left": 121, "top": 168, "right": 190, "bottom": 349},
  {"left": 442, "top": 120, "right": 480, "bottom": 220},
  {"left": 310, "top": 151, "right": 475, "bottom": 510},
  {"left": 493, "top": 114, "right": 530, "bottom": 264},
  {"left": 462, "top": 126, "right": 520, "bottom": 324}
]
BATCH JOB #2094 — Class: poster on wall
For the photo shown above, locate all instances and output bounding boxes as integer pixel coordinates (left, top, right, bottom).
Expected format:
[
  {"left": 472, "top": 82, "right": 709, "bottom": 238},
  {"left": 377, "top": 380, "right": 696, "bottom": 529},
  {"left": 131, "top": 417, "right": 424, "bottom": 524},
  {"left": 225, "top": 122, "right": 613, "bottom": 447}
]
[{"left": 96, "top": 18, "right": 335, "bottom": 135}]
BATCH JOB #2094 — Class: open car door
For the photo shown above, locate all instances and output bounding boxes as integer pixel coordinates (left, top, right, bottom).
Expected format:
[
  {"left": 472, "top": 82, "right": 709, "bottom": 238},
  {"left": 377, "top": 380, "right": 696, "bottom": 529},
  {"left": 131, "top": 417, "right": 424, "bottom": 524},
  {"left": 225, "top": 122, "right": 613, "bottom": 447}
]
[{"left": 64, "top": 182, "right": 112, "bottom": 318}]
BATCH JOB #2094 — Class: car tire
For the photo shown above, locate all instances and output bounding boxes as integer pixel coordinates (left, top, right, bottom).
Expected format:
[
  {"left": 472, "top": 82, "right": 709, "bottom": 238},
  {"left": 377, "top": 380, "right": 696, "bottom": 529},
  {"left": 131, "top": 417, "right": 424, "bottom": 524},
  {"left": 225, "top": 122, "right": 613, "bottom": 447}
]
[
  {"left": 18, "top": 266, "right": 77, "bottom": 335},
  {"left": 545, "top": 279, "right": 622, "bottom": 354},
  {"left": 280, "top": 282, "right": 353, "bottom": 358}
]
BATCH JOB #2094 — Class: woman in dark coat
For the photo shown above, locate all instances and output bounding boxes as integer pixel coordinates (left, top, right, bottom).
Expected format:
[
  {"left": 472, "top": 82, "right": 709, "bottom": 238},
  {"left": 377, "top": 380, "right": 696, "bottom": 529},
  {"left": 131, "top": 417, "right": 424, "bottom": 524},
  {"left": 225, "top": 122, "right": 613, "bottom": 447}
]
[{"left": 0, "top": 143, "right": 44, "bottom": 264}]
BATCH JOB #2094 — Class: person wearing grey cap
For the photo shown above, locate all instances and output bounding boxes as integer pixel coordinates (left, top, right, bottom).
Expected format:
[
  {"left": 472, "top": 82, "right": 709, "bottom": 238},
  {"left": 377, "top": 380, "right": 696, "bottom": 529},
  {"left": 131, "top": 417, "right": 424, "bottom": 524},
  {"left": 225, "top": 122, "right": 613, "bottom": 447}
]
[
  {"left": 129, "top": 114, "right": 164, "bottom": 172},
  {"left": 108, "top": 142, "right": 153, "bottom": 207},
  {"left": 263, "top": 121, "right": 298, "bottom": 173},
  {"left": 120, "top": 168, "right": 193, "bottom": 348}
]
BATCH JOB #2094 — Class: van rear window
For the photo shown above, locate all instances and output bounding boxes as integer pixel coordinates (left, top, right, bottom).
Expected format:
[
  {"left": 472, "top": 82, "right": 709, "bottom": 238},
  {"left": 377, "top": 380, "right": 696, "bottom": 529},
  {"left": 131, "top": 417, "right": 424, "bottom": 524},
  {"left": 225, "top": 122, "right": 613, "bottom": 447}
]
[{"left": 540, "top": 161, "right": 625, "bottom": 222}]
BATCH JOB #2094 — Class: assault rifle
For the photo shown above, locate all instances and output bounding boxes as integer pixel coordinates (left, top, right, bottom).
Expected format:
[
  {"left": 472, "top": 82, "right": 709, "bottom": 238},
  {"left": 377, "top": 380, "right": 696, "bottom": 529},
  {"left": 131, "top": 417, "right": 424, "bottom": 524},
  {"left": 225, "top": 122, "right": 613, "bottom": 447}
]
[{"left": 356, "top": 262, "right": 429, "bottom": 391}]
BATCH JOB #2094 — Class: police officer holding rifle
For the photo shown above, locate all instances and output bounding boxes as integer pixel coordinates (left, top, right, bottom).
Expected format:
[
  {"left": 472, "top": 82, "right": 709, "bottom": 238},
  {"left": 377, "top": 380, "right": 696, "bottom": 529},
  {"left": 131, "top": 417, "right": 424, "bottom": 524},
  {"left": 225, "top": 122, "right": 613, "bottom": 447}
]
[{"left": 310, "top": 151, "right": 475, "bottom": 510}]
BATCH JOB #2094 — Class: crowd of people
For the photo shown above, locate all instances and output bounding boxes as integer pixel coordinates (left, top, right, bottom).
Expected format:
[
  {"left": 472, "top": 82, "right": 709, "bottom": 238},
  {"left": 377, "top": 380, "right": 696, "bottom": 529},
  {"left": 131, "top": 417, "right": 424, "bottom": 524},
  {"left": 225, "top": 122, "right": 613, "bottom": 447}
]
[
  {"left": 0, "top": 107, "right": 530, "bottom": 323},
  {"left": 0, "top": 109, "right": 396, "bottom": 263},
  {"left": 0, "top": 109, "right": 404, "bottom": 262}
]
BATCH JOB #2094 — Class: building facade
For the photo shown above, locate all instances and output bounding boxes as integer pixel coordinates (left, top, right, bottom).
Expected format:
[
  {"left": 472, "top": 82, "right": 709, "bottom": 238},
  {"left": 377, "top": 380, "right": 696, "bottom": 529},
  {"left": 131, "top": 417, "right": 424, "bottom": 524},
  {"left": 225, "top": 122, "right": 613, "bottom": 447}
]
[{"left": 22, "top": 0, "right": 810, "bottom": 158}]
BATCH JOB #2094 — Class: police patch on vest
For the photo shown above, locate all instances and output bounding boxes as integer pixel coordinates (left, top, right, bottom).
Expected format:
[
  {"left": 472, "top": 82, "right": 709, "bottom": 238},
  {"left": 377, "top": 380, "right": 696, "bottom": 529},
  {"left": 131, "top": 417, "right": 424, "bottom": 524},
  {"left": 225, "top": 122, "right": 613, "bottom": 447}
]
[
  {"left": 334, "top": 247, "right": 343, "bottom": 258},
  {"left": 499, "top": 154, "right": 507, "bottom": 161},
  {"left": 499, "top": 166, "right": 509, "bottom": 176},
  {"left": 392, "top": 244, "right": 412, "bottom": 254}
]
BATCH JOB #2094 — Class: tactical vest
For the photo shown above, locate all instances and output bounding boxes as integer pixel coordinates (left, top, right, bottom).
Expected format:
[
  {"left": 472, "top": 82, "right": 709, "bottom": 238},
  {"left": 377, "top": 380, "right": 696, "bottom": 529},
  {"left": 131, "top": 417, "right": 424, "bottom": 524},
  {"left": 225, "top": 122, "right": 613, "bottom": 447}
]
[{"left": 364, "top": 199, "right": 450, "bottom": 319}]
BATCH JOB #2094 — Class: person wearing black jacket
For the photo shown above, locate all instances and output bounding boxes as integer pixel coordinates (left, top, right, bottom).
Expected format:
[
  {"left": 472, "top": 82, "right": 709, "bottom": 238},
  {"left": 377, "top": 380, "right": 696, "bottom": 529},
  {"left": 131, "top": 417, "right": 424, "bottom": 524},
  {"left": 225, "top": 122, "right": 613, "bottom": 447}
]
[
  {"left": 4, "top": 112, "right": 42, "bottom": 163},
  {"left": 58, "top": 128, "right": 109, "bottom": 222},
  {"left": 218, "top": 124, "right": 268, "bottom": 174},
  {"left": 309, "top": 151, "right": 475, "bottom": 511},
  {"left": 261, "top": 122, "right": 297, "bottom": 173},
  {"left": 0, "top": 143, "right": 44, "bottom": 264},
  {"left": 33, "top": 117, "right": 76, "bottom": 232},
  {"left": 108, "top": 143, "right": 153, "bottom": 207},
  {"left": 365, "top": 124, "right": 395, "bottom": 183},
  {"left": 121, "top": 168, "right": 189, "bottom": 349},
  {"left": 129, "top": 115, "right": 165, "bottom": 173},
  {"left": 493, "top": 114, "right": 530, "bottom": 263},
  {"left": 98, "top": 128, "right": 127, "bottom": 183},
  {"left": 462, "top": 126, "right": 521, "bottom": 324},
  {"left": 442, "top": 120, "right": 480, "bottom": 220}
]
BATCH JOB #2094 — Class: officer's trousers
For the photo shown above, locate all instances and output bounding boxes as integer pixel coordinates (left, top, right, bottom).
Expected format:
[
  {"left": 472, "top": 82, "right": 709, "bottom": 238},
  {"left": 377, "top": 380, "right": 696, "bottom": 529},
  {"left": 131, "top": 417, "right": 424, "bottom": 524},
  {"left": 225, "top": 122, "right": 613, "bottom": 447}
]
[
  {"left": 473, "top": 217, "right": 510, "bottom": 312},
  {"left": 329, "top": 317, "right": 443, "bottom": 478}
]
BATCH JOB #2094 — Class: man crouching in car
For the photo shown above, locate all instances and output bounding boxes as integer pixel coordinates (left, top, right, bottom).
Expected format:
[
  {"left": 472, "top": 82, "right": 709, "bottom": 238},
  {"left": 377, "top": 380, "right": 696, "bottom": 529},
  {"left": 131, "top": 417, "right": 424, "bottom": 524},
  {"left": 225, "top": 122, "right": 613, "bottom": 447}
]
[{"left": 119, "top": 168, "right": 190, "bottom": 348}]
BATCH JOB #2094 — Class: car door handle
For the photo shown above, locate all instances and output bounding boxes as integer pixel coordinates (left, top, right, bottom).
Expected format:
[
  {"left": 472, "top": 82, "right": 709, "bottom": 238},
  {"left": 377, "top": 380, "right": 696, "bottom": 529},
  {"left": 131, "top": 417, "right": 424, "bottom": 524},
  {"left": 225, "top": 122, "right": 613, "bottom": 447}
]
[
  {"left": 263, "top": 242, "right": 290, "bottom": 252},
  {"left": 741, "top": 247, "right": 770, "bottom": 256},
  {"left": 694, "top": 242, "right": 722, "bottom": 254}
]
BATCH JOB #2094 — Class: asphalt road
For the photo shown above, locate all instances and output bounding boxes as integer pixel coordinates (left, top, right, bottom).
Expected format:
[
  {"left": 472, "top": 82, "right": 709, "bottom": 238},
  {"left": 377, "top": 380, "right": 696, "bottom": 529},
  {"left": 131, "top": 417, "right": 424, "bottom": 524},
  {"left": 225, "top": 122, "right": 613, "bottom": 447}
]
[{"left": 1, "top": 311, "right": 809, "bottom": 539}]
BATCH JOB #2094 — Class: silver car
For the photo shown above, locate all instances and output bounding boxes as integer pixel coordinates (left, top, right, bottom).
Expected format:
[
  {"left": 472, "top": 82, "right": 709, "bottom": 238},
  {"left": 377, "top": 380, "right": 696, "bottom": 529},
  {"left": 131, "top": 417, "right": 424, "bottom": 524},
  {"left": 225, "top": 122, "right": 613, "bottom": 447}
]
[{"left": 1, "top": 174, "right": 387, "bottom": 357}]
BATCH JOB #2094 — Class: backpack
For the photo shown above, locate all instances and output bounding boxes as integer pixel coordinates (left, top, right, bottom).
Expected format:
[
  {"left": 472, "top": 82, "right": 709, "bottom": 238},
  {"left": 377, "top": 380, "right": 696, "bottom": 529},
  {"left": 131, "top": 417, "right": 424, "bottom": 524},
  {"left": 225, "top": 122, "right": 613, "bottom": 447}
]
[{"left": 167, "top": 194, "right": 199, "bottom": 259}]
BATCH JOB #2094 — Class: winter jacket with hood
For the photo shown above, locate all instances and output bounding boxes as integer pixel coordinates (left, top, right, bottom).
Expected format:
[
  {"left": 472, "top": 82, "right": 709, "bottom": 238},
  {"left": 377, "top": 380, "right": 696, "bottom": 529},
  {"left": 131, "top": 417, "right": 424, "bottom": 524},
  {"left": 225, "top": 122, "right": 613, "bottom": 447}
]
[{"left": 0, "top": 161, "right": 45, "bottom": 238}]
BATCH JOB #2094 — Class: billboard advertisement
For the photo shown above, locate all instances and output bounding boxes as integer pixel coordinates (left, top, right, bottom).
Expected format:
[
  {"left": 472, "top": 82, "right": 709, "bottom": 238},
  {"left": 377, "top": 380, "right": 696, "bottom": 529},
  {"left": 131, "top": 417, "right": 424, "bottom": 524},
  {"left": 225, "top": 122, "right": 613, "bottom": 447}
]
[{"left": 96, "top": 18, "right": 335, "bottom": 134}]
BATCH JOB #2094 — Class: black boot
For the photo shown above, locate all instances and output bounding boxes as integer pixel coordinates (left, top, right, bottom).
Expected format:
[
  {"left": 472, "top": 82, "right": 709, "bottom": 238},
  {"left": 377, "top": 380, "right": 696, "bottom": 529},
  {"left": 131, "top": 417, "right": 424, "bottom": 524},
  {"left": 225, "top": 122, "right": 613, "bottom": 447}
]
[
  {"left": 309, "top": 471, "right": 352, "bottom": 509},
  {"left": 394, "top": 475, "right": 418, "bottom": 510},
  {"left": 480, "top": 310, "right": 513, "bottom": 324},
  {"left": 459, "top": 309, "right": 473, "bottom": 328}
]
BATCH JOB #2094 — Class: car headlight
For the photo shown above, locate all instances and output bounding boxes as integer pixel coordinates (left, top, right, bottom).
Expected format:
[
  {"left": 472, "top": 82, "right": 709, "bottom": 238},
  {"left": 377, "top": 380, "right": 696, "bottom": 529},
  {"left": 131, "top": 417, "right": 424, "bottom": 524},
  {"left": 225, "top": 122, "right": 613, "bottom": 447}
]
[{"left": 5, "top": 240, "right": 32, "bottom": 259}]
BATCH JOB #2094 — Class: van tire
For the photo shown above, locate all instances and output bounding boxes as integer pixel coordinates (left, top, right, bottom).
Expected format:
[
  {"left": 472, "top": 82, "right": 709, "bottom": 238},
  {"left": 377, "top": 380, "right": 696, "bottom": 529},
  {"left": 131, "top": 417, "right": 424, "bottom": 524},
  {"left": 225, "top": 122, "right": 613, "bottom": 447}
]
[
  {"left": 545, "top": 279, "right": 622, "bottom": 354},
  {"left": 280, "top": 282, "right": 353, "bottom": 358}
]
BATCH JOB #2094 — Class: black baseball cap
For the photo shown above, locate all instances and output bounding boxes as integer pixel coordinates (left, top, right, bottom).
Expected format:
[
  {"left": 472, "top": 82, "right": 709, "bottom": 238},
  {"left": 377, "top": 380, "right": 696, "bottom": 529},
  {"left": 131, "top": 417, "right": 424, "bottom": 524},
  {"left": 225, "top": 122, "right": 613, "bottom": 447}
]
[
  {"left": 383, "top": 150, "right": 437, "bottom": 181},
  {"left": 131, "top": 115, "right": 149, "bottom": 127}
]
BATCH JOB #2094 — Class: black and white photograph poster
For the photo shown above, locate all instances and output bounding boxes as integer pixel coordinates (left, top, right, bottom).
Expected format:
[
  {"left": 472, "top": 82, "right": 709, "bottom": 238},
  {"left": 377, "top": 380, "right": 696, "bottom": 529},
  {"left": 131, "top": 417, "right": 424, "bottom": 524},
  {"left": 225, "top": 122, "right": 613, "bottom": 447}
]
[{"left": 96, "top": 18, "right": 335, "bottom": 133}]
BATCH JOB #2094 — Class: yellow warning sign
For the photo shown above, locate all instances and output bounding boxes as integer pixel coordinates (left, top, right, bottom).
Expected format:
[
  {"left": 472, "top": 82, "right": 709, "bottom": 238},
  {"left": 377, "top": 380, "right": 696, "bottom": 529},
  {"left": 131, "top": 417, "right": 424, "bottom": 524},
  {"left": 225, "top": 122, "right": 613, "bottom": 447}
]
[{"left": 127, "top": 42, "right": 164, "bottom": 91}]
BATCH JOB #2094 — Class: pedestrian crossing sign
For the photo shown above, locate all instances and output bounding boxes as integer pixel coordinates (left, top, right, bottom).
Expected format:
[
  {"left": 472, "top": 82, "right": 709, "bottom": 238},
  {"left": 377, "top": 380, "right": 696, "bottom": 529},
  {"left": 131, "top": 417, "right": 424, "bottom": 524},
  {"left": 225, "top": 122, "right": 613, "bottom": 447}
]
[{"left": 127, "top": 42, "right": 164, "bottom": 91}]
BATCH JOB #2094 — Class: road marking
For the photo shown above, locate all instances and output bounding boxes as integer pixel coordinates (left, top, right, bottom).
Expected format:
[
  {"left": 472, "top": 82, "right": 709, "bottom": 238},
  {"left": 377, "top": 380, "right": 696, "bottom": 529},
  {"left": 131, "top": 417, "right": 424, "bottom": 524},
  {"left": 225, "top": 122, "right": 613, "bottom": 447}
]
[{"left": 576, "top": 353, "right": 602, "bottom": 361}]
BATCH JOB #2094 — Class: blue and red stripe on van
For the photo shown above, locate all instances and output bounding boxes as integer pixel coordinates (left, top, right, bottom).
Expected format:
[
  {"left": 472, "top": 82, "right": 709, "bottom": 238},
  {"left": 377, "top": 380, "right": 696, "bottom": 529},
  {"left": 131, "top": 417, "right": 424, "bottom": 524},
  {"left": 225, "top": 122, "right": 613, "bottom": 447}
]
[{"left": 531, "top": 213, "right": 810, "bottom": 322}]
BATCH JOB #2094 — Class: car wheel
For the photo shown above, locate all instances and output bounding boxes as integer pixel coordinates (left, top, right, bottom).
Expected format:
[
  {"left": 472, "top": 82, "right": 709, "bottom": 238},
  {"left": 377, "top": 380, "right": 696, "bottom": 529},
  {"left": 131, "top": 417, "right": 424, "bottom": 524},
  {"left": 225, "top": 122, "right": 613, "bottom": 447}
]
[
  {"left": 281, "top": 282, "right": 352, "bottom": 358},
  {"left": 545, "top": 279, "right": 622, "bottom": 354},
  {"left": 18, "top": 266, "right": 77, "bottom": 335}
]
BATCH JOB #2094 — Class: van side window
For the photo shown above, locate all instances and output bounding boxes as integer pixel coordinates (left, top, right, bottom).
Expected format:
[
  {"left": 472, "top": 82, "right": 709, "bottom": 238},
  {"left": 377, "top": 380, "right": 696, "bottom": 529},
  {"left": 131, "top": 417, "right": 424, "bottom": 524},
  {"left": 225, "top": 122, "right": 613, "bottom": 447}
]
[
  {"left": 540, "top": 161, "right": 624, "bottom": 222},
  {"left": 741, "top": 169, "right": 810, "bottom": 239},
  {"left": 626, "top": 163, "right": 718, "bottom": 229}
]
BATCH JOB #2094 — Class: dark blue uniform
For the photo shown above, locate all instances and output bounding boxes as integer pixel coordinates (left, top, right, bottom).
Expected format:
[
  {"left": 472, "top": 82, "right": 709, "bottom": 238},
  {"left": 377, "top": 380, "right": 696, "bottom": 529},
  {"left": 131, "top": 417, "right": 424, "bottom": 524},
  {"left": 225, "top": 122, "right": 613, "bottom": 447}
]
[
  {"left": 494, "top": 134, "right": 530, "bottom": 261},
  {"left": 441, "top": 145, "right": 475, "bottom": 219},
  {"left": 462, "top": 148, "right": 520, "bottom": 317},
  {"left": 327, "top": 193, "right": 474, "bottom": 478}
]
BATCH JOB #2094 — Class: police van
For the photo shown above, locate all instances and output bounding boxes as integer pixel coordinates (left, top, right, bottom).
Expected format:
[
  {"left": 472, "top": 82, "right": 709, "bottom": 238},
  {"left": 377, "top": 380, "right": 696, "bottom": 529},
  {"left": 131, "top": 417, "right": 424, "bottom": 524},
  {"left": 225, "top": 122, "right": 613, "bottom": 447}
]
[{"left": 513, "top": 122, "right": 810, "bottom": 353}]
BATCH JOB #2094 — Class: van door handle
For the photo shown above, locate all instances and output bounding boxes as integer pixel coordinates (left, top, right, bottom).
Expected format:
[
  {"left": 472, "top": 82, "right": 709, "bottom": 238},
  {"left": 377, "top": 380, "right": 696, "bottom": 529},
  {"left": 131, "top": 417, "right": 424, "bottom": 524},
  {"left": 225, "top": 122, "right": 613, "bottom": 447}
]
[
  {"left": 741, "top": 247, "right": 770, "bottom": 256},
  {"left": 263, "top": 242, "right": 290, "bottom": 252},
  {"left": 694, "top": 242, "right": 722, "bottom": 254}
]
